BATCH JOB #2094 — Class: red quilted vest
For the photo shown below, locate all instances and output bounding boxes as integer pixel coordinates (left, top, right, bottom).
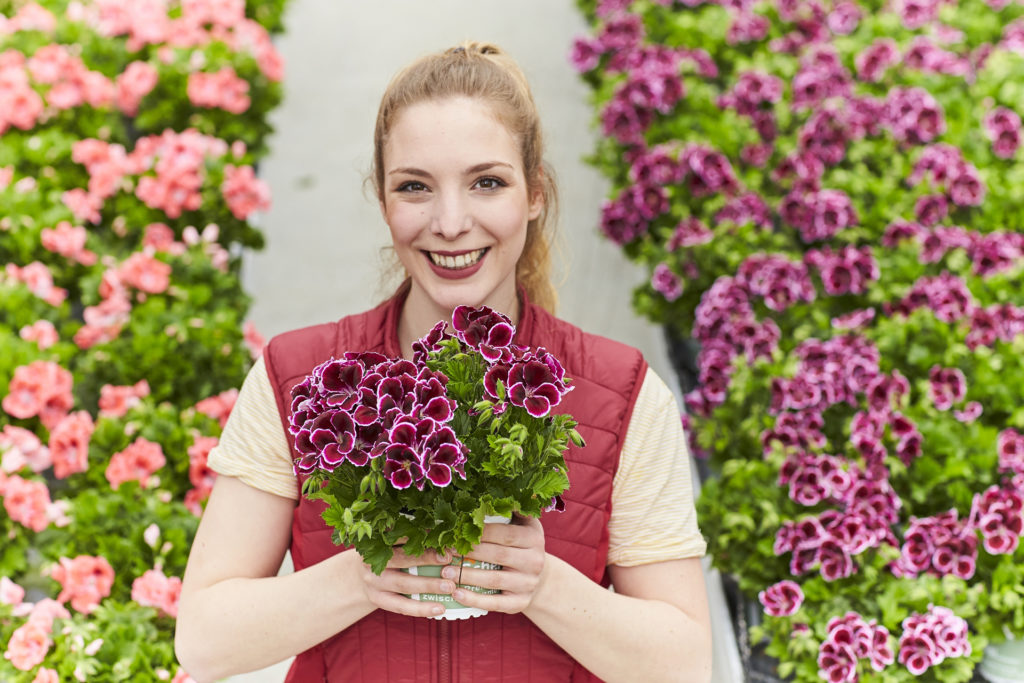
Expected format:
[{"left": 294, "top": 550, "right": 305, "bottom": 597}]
[{"left": 264, "top": 286, "right": 647, "bottom": 682}]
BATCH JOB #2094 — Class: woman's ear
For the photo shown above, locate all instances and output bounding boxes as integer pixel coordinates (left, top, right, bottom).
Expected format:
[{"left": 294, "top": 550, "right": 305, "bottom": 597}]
[{"left": 528, "top": 174, "right": 545, "bottom": 221}]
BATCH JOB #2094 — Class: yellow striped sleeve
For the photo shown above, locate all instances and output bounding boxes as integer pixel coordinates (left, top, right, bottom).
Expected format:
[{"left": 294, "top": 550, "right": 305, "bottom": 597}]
[
  {"left": 206, "top": 356, "right": 299, "bottom": 501},
  {"left": 607, "top": 367, "right": 707, "bottom": 566}
]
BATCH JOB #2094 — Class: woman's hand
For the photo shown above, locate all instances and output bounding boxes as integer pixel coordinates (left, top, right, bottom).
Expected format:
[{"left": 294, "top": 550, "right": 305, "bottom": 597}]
[
  {"left": 353, "top": 545, "right": 456, "bottom": 618},
  {"left": 441, "top": 514, "right": 547, "bottom": 614}
]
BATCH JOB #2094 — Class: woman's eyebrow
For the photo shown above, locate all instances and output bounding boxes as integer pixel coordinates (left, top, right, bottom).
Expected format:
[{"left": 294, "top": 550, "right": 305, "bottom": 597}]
[{"left": 387, "top": 161, "right": 514, "bottom": 177}]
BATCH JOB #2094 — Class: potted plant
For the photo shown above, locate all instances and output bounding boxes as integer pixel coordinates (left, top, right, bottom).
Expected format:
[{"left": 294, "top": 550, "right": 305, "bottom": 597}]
[{"left": 288, "top": 305, "right": 581, "bottom": 619}]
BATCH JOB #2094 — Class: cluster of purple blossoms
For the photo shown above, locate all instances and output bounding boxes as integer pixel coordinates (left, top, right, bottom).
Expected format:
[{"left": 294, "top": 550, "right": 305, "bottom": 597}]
[
  {"left": 773, "top": 151, "right": 826, "bottom": 193},
  {"left": 679, "top": 144, "right": 740, "bottom": 197},
  {"left": 804, "top": 246, "right": 879, "bottom": 296},
  {"left": 780, "top": 188, "right": 857, "bottom": 243},
  {"left": 715, "top": 193, "right": 774, "bottom": 229},
  {"left": 288, "top": 352, "right": 466, "bottom": 491},
  {"left": 998, "top": 429, "right": 1024, "bottom": 476},
  {"left": 897, "top": 606, "right": 971, "bottom": 676},
  {"left": 904, "top": 36, "right": 972, "bottom": 79},
  {"left": 927, "top": 365, "right": 967, "bottom": 411},
  {"left": 717, "top": 70, "right": 783, "bottom": 133},
  {"left": 855, "top": 39, "right": 900, "bottom": 82},
  {"left": 666, "top": 217, "right": 712, "bottom": 250},
  {"left": 736, "top": 253, "right": 816, "bottom": 312},
  {"left": 792, "top": 46, "right": 852, "bottom": 111},
  {"left": 916, "top": 225, "right": 1024, "bottom": 277},
  {"left": 774, "top": 476, "right": 900, "bottom": 581},
  {"left": 817, "top": 612, "right": 894, "bottom": 682},
  {"left": 984, "top": 106, "right": 1022, "bottom": 159},
  {"left": 757, "top": 579, "right": 804, "bottom": 617},
  {"left": 827, "top": 1, "right": 861, "bottom": 34},
  {"left": 651, "top": 262, "right": 683, "bottom": 301},
  {"left": 726, "top": 10, "right": 771, "bottom": 45},
  {"left": 969, "top": 483, "right": 1024, "bottom": 555},
  {"left": 884, "top": 87, "right": 946, "bottom": 146},
  {"left": 778, "top": 451, "right": 852, "bottom": 507},
  {"left": 891, "top": 510, "right": 978, "bottom": 580},
  {"left": 896, "top": 0, "right": 941, "bottom": 29},
  {"left": 886, "top": 272, "right": 975, "bottom": 323},
  {"left": 966, "top": 302, "right": 1024, "bottom": 350},
  {"left": 599, "top": 183, "right": 667, "bottom": 245},
  {"left": 831, "top": 307, "right": 876, "bottom": 331},
  {"left": 908, "top": 143, "right": 986, "bottom": 207},
  {"left": 447, "top": 306, "right": 574, "bottom": 419},
  {"left": 849, "top": 407, "right": 921, "bottom": 476}
]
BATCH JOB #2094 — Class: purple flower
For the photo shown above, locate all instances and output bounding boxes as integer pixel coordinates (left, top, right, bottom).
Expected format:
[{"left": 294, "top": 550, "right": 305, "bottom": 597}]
[
  {"left": 596, "top": 13, "right": 644, "bottom": 52},
  {"left": 569, "top": 37, "right": 602, "bottom": 73},
  {"left": 947, "top": 165, "right": 985, "bottom": 206},
  {"left": 600, "top": 95, "right": 654, "bottom": 145},
  {"left": 715, "top": 192, "right": 773, "bottom": 229},
  {"left": 727, "top": 11, "right": 770, "bottom": 45},
  {"left": 985, "top": 106, "right": 1022, "bottom": 159},
  {"left": 827, "top": 1, "right": 861, "bottom": 34},
  {"left": 928, "top": 365, "right": 967, "bottom": 411},
  {"left": 452, "top": 304, "right": 516, "bottom": 361},
  {"left": 679, "top": 144, "right": 740, "bottom": 197},
  {"left": 507, "top": 356, "right": 569, "bottom": 418},
  {"left": 998, "top": 429, "right": 1024, "bottom": 476},
  {"left": 600, "top": 192, "right": 650, "bottom": 245},
  {"left": 897, "top": 0, "right": 939, "bottom": 30},
  {"left": 667, "top": 217, "right": 712, "bottom": 250},
  {"left": 651, "top": 262, "right": 683, "bottom": 301},
  {"left": 885, "top": 87, "right": 946, "bottom": 145},
  {"left": 411, "top": 320, "right": 451, "bottom": 365},
  {"left": 898, "top": 607, "right": 971, "bottom": 675},
  {"left": 914, "top": 194, "right": 948, "bottom": 227},
  {"left": 629, "top": 144, "right": 683, "bottom": 186},
  {"left": 758, "top": 580, "right": 804, "bottom": 617}
]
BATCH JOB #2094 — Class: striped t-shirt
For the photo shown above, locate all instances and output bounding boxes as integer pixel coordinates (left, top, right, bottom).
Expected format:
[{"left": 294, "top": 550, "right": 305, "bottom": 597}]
[{"left": 208, "top": 357, "right": 706, "bottom": 566}]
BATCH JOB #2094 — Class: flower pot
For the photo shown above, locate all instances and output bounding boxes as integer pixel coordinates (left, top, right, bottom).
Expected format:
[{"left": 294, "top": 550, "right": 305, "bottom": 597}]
[
  {"left": 980, "top": 635, "right": 1024, "bottom": 683},
  {"left": 405, "top": 515, "right": 509, "bottom": 620}
]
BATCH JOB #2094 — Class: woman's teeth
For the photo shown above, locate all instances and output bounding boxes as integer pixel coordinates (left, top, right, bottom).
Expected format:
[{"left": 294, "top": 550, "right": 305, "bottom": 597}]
[{"left": 429, "top": 249, "right": 486, "bottom": 270}]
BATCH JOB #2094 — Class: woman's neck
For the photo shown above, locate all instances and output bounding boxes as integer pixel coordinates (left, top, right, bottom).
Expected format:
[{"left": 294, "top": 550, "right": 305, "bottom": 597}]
[{"left": 396, "top": 283, "right": 520, "bottom": 360}]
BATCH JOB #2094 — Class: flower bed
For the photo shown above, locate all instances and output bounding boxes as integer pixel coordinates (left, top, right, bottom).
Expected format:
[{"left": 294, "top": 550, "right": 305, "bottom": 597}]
[
  {"left": 574, "top": 0, "right": 1024, "bottom": 680},
  {"left": 0, "top": 1, "right": 287, "bottom": 680}
]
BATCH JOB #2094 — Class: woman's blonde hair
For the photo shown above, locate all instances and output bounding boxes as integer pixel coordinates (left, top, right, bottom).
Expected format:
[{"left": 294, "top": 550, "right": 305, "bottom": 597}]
[{"left": 371, "top": 41, "right": 559, "bottom": 312}]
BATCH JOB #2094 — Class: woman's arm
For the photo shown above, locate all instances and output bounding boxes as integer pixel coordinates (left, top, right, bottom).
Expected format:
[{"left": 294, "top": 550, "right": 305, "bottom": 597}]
[
  {"left": 174, "top": 475, "right": 456, "bottom": 682},
  {"left": 443, "top": 517, "right": 712, "bottom": 683}
]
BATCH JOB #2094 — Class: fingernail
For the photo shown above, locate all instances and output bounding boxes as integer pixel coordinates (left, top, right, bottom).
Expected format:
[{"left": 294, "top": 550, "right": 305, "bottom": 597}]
[
  {"left": 437, "top": 551, "right": 451, "bottom": 563},
  {"left": 453, "top": 589, "right": 465, "bottom": 600},
  {"left": 441, "top": 566, "right": 456, "bottom": 579},
  {"left": 441, "top": 581, "right": 454, "bottom": 593},
  {"left": 433, "top": 605, "right": 444, "bottom": 615}
]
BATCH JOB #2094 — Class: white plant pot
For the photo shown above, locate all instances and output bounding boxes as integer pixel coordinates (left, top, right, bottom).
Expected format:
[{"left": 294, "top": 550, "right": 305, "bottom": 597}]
[
  {"left": 406, "top": 514, "right": 510, "bottom": 620},
  {"left": 980, "top": 634, "right": 1024, "bottom": 683}
]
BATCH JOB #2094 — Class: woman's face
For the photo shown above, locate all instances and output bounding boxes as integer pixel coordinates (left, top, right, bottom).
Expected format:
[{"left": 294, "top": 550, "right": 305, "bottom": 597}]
[{"left": 380, "top": 96, "right": 542, "bottom": 321}]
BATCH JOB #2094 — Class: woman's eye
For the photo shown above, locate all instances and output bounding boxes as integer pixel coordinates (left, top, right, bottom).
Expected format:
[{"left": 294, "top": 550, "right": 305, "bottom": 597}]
[
  {"left": 475, "top": 177, "right": 506, "bottom": 190},
  {"left": 396, "top": 181, "right": 426, "bottom": 192}
]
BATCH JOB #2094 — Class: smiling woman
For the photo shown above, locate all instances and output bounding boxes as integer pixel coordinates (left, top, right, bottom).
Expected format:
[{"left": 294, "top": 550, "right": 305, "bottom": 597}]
[{"left": 174, "top": 42, "right": 712, "bottom": 683}]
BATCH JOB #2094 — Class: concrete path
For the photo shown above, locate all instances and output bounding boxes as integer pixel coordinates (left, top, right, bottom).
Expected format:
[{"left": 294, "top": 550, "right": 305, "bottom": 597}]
[{"left": 230, "top": 1, "right": 742, "bottom": 680}]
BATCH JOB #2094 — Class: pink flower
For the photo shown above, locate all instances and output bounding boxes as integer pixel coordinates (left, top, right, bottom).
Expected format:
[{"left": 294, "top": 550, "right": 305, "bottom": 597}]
[
  {"left": 195, "top": 388, "right": 238, "bottom": 428},
  {"left": 187, "top": 66, "right": 250, "bottom": 113},
  {"left": 898, "top": 606, "right": 970, "bottom": 675},
  {"left": 60, "top": 188, "right": 104, "bottom": 224},
  {"left": 0, "top": 165, "right": 14, "bottom": 190},
  {"left": 18, "top": 320, "right": 58, "bottom": 350},
  {"left": 243, "top": 321, "right": 265, "bottom": 359},
  {"left": 131, "top": 568, "right": 182, "bottom": 617},
  {"left": 32, "top": 668, "right": 59, "bottom": 683},
  {"left": 51, "top": 555, "right": 115, "bottom": 614},
  {"left": 40, "top": 221, "right": 97, "bottom": 266},
  {"left": 3, "top": 620, "right": 51, "bottom": 671},
  {"left": 172, "top": 669, "right": 198, "bottom": 683},
  {"left": 116, "top": 60, "right": 159, "bottom": 115},
  {"left": 222, "top": 164, "right": 271, "bottom": 220},
  {"left": 26, "top": 599, "right": 70, "bottom": 632},
  {"left": 758, "top": 579, "right": 804, "bottom": 617},
  {"left": 4, "top": 262, "right": 67, "bottom": 307},
  {"left": 928, "top": 365, "right": 967, "bottom": 411},
  {"left": 98, "top": 380, "right": 151, "bottom": 418},
  {"left": 998, "top": 429, "right": 1024, "bottom": 476},
  {"left": 105, "top": 437, "right": 166, "bottom": 489},
  {"left": 2, "top": 474, "right": 51, "bottom": 532},
  {"left": 48, "top": 411, "right": 95, "bottom": 479},
  {"left": 119, "top": 252, "right": 172, "bottom": 294},
  {"left": 2, "top": 360, "right": 74, "bottom": 429},
  {"left": 0, "top": 576, "right": 25, "bottom": 606}
]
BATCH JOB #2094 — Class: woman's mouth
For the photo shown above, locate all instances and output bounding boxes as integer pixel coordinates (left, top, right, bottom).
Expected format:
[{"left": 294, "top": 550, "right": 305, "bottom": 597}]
[
  {"left": 427, "top": 248, "right": 488, "bottom": 270},
  {"left": 423, "top": 248, "right": 489, "bottom": 280}
]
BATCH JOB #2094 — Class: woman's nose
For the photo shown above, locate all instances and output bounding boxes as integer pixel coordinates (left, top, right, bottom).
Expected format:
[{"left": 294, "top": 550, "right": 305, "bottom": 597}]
[{"left": 431, "top": 191, "right": 472, "bottom": 240}]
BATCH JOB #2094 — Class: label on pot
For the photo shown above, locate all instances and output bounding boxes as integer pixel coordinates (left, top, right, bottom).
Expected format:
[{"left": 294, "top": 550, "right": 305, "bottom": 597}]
[{"left": 407, "top": 557, "right": 502, "bottom": 605}]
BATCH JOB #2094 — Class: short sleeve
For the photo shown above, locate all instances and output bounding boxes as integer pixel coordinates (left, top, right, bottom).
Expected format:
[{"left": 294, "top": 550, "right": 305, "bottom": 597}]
[
  {"left": 607, "top": 367, "right": 707, "bottom": 566},
  {"left": 206, "top": 356, "right": 299, "bottom": 501}
]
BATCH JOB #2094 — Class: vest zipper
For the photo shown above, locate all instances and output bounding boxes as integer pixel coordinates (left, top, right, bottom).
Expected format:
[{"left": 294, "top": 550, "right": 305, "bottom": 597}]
[{"left": 438, "top": 618, "right": 452, "bottom": 683}]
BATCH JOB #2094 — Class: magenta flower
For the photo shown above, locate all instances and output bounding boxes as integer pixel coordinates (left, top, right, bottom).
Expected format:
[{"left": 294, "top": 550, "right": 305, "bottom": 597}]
[
  {"left": 898, "top": 606, "right": 971, "bottom": 675},
  {"left": 758, "top": 580, "right": 804, "bottom": 617},
  {"left": 507, "top": 355, "right": 570, "bottom": 418},
  {"left": 452, "top": 305, "right": 515, "bottom": 362},
  {"left": 651, "top": 263, "right": 683, "bottom": 301},
  {"left": 998, "top": 429, "right": 1024, "bottom": 476}
]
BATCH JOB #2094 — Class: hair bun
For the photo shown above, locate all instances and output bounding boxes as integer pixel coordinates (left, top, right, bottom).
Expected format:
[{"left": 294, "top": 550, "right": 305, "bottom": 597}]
[{"left": 446, "top": 42, "right": 501, "bottom": 57}]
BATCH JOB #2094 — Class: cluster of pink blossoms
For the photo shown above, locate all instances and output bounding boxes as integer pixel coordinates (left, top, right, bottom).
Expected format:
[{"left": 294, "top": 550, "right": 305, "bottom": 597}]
[
  {"left": 804, "top": 246, "right": 878, "bottom": 296},
  {"left": 985, "top": 106, "right": 1022, "bottom": 159},
  {"left": 758, "top": 579, "right": 804, "bottom": 617},
  {"left": 969, "top": 483, "right": 1024, "bottom": 555},
  {"left": 98, "top": 380, "right": 151, "bottom": 418},
  {"left": 908, "top": 143, "right": 986, "bottom": 212},
  {"left": 105, "top": 437, "right": 166, "bottom": 490},
  {"left": 185, "top": 433, "right": 218, "bottom": 515},
  {"left": 131, "top": 568, "right": 182, "bottom": 617},
  {"left": 817, "top": 611, "right": 894, "bottom": 682},
  {"left": 1, "top": 360, "right": 73, "bottom": 430},
  {"left": 50, "top": 554, "right": 115, "bottom": 614},
  {"left": 0, "top": 575, "right": 70, "bottom": 672},
  {"left": 1, "top": 425, "right": 52, "bottom": 474},
  {"left": 40, "top": 221, "right": 97, "bottom": 267},
  {"left": 3, "top": 262, "right": 67, "bottom": 307},
  {"left": 0, "top": 474, "right": 56, "bottom": 532},
  {"left": 48, "top": 410, "right": 95, "bottom": 479},
  {"left": 194, "top": 387, "right": 238, "bottom": 428},
  {"left": 897, "top": 606, "right": 971, "bottom": 676},
  {"left": 891, "top": 510, "right": 977, "bottom": 580},
  {"left": 187, "top": 67, "right": 250, "bottom": 114}
]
